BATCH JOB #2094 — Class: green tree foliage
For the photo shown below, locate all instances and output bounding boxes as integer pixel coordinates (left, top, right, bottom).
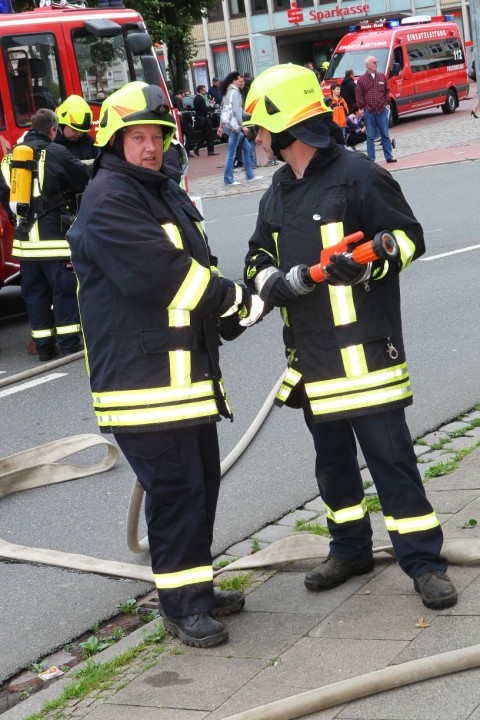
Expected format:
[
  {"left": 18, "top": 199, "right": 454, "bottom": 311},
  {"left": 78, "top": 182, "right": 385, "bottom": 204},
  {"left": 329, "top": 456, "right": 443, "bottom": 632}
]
[{"left": 125, "top": 1, "right": 217, "bottom": 91}]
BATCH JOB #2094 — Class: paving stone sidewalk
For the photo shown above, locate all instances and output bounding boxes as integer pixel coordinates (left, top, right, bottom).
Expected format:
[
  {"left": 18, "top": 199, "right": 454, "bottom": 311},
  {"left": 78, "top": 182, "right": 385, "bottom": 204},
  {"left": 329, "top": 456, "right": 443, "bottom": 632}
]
[{"left": 6, "top": 410, "right": 480, "bottom": 720}]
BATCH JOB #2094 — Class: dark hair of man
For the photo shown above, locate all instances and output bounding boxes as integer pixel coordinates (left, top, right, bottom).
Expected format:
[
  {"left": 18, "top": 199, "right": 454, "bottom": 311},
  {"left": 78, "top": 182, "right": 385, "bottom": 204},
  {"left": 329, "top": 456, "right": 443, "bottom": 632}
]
[
  {"left": 31, "top": 108, "right": 59, "bottom": 136},
  {"left": 220, "top": 71, "right": 240, "bottom": 97},
  {"left": 196, "top": 84, "right": 205, "bottom": 93},
  {"left": 345, "top": 68, "right": 354, "bottom": 78}
]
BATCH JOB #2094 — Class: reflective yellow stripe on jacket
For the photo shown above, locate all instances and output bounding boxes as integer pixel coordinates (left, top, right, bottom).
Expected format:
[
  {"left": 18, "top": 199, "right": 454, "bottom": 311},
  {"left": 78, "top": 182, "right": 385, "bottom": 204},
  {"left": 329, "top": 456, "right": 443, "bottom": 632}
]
[{"left": 92, "top": 381, "right": 217, "bottom": 427}]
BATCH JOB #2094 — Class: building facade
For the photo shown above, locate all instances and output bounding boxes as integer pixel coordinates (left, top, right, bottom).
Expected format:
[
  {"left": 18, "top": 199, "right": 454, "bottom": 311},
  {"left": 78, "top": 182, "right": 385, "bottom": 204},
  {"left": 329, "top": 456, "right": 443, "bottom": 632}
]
[{"left": 182, "top": 0, "right": 474, "bottom": 91}]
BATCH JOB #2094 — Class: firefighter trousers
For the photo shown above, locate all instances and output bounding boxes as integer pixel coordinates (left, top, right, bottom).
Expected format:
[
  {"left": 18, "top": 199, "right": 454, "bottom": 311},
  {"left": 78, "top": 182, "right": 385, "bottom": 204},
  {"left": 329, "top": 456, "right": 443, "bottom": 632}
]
[
  {"left": 20, "top": 259, "right": 81, "bottom": 354},
  {"left": 114, "top": 423, "right": 221, "bottom": 618},
  {"left": 303, "top": 406, "right": 446, "bottom": 579}
]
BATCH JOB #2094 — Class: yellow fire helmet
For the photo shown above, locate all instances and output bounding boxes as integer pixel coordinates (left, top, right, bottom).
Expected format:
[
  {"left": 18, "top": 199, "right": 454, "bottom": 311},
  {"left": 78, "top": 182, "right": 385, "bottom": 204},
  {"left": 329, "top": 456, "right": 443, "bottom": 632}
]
[
  {"left": 95, "top": 81, "right": 177, "bottom": 150},
  {"left": 245, "top": 64, "right": 331, "bottom": 135},
  {"left": 321, "top": 61, "right": 330, "bottom": 70},
  {"left": 56, "top": 95, "right": 93, "bottom": 132}
]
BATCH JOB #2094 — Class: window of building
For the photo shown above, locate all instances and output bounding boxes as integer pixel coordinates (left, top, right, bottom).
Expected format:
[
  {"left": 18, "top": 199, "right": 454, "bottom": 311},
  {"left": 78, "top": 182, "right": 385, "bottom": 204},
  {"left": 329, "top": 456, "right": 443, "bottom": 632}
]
[
  {"left": 229, "top": 0, "right": 245, "bottom": 16},
  {"left": 208, "top": 0, "right": 224, "bottom": 21},
  {"left": 250, "top": 0, "right": 268, "bottom": 12},
  {"left": 3, "top": 32, "right": 64, "bottom": 126},
  {"left": 213, "top": 45, "right": 230, "bottom": 80},
  {"left": 234, "top": 42, "right": 252, "bottom": 76},
  {"left": 273, "top": 0, "right": 310, "bottom": 8}
]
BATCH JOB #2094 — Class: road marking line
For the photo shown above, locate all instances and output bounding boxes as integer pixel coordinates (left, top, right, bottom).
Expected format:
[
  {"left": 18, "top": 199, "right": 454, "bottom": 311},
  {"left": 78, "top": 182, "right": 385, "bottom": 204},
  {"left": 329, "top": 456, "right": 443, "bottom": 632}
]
[
  {"left": 0, "top": 373, "right": 68, "bottom": 398},
  {"left": 420, "top": 244, "right": 480, "bottom": 262}
]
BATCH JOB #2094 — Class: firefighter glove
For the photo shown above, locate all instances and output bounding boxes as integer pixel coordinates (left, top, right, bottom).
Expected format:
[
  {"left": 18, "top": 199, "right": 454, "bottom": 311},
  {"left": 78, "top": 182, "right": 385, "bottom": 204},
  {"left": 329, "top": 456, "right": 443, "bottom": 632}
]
[
  {"left": 325, "top": 253, "right": 372, "bottom": 286},
  {"left": 254, "top": 267, "right": 298, "bottom": 306},
  {"left": 285, "top": 265, "right": 315, "bottom": 295}
]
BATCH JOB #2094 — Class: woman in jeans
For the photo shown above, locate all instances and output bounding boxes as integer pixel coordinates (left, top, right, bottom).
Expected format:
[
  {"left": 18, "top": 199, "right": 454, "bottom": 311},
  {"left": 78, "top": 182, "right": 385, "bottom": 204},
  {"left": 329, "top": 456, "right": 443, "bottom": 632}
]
[{"left": 217, "top": 71, "right": 262, "bottom": 186}]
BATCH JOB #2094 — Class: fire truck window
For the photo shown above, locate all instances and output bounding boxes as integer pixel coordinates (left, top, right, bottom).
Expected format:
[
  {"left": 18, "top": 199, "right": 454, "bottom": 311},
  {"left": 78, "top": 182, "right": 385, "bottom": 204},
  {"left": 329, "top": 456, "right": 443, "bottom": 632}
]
[
  {"left": 0, "top": 93, "right": 5, "bottom": 130},
  {"left": 3, "top": 32, "right": 63, "bottom": 126},
  {"left": 407, "top": 39, "right": 465, "bottom": 74},
  {"left": 72, "top": 31, "right": 143, "bottom": 103}
]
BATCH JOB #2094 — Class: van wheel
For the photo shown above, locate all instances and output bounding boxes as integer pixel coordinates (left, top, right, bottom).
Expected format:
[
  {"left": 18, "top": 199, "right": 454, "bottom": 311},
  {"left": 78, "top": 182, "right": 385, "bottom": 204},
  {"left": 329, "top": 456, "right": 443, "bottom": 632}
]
[{"left": 441, "top": 90, "right": 457, "bottom": 114}]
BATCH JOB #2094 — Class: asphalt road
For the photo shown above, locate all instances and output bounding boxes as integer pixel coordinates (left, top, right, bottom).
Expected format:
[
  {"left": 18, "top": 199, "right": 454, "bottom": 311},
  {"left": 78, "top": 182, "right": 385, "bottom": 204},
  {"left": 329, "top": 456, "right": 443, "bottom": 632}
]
[{"left": 1, "top": 160, "right": 479, "bottom": 684}]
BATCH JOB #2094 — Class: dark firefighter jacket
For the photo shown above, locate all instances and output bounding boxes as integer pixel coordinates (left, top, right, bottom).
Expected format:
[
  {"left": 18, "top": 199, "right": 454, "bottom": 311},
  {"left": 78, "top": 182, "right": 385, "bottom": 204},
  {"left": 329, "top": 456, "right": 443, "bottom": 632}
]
[
  {"left": 55, "top": 129, "right": 99, "bottom": 161},
  {"left": 0, "top": 129, "right": 89, "bottom": 260},
  {"left": 245, "top": 145, "right": 425, "bottom": 422},
  {"left": 67, "top": 151, "right": 238, "bottom": 434}
]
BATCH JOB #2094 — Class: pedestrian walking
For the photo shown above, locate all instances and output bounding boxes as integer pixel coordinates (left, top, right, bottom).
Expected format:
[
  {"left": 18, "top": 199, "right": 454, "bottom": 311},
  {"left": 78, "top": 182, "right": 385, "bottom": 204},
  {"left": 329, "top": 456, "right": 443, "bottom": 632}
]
[
  {"left": 218, "top": 71, "right": 262, "bottom": 186},
  {"left": 67, "top": 81, "right": 264, "bottom": 648},
  {"left": 192, "top": 85, "right": 218, "bottom": 157},
  {"left": 356, "top": 55, "right": 396, "bottom": 163},
  {"left": 243, "top": 64, "right": 457, "bottom": 611}
]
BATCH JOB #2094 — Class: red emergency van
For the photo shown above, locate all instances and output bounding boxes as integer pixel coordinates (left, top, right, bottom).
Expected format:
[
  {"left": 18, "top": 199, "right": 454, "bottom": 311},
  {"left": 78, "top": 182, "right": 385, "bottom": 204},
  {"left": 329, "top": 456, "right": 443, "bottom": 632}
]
[
  {"left": 0, "top": 0, "right": 174, "bottom": 289},
  {"left": 322, "top": 15, "right": 469, "bottom": 125}
]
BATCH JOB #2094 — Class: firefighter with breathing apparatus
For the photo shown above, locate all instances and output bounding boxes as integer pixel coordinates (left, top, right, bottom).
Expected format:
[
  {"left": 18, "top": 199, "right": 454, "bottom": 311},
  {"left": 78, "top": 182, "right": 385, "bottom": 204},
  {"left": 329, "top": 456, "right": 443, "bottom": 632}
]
[
  {"left": 0, "top": 108, "right": 89, "bottom": 360},
  {"left": 243, "top": 64, "right": 457, "bottom": 610},
  {"left": 66, "top": 81, "right": 263, "bottom": 649}
]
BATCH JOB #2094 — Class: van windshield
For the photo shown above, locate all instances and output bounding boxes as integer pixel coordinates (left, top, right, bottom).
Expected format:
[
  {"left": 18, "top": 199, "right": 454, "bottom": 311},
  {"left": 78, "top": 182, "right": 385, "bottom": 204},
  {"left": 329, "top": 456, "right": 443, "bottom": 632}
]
[{"left": 325, "top": 48, "right": 390, "bottom": 79}]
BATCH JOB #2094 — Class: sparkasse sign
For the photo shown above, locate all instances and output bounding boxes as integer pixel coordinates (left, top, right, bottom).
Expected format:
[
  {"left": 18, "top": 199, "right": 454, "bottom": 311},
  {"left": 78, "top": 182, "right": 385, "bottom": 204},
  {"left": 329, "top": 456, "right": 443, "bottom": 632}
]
[{"left": 287, "top": 1, "right": 370, "bottom": 25}]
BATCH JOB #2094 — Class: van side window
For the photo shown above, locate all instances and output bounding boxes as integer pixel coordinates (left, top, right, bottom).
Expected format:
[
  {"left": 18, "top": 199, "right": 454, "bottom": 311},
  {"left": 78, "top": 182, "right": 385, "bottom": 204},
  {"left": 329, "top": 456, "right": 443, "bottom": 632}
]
[
  {"left": 393, "top": 46, "right": 404, "bottom": 72},
  {"left": 3, "top": 32, "right": 64, "bottom": 127},
  {"left": 407, "top": 38, "right": 465, "bottom": 73},
  {"left": 71, "top": 28, "right": 144, "bottom": 104}
]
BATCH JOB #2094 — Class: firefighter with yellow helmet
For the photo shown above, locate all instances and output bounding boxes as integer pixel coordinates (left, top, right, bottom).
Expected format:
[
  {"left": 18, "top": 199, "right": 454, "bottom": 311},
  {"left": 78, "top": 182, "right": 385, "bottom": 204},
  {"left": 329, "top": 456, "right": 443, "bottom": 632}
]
[
  {"left": 243, "top": 64, "right": 457, "bottom": 611},
  {"left": 67, "top": 81, "right": 262, "bottom": 648},
  {"left": 55, "top": 95, "right": 98, "bottom": 160}
]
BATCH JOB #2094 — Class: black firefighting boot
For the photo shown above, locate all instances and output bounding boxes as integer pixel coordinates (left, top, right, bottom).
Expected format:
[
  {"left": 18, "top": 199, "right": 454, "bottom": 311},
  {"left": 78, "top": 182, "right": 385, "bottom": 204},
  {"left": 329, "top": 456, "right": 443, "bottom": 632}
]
[
  {"left": 163, "top": 613, "right": 228, "bottom": 648},
  {"left": 210, "top": 589, "right": 245, "bottom": 617},
  {"left": 305, "top": 555, "right": 375, "bottom": 592},
  {"left": 158, "top": 589, "right": 245, "bottom": 619},
  {"left": 413, "top": 570, "right": 458, "bottom": 609}
]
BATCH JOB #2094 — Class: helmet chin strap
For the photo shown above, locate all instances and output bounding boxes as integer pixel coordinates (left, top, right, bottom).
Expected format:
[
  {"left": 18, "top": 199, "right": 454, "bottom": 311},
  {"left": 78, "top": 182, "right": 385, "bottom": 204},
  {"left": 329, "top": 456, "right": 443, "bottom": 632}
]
[{"left": 270, "top": 130, "right": 296, "bottom": 160}]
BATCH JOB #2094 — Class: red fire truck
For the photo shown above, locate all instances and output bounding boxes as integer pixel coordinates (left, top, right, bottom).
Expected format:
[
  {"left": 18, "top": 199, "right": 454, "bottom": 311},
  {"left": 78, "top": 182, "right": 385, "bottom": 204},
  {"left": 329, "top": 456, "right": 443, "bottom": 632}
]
[
  {"left": 322, "top": 15, "right": 469, "bottom": 125},
  {"left": 0, "top": 0, "right": 174, "bottom": 289}
]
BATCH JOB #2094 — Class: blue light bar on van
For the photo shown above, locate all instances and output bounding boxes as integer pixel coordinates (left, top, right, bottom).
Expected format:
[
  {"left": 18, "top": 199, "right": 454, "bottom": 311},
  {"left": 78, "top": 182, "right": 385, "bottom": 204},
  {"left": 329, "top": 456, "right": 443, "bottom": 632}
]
[
  {"left": 387, "top": 19, "right": 400, "bottom": 28},
  {"left": 443, "top": 14, "right": 454, "bottom": 21}
]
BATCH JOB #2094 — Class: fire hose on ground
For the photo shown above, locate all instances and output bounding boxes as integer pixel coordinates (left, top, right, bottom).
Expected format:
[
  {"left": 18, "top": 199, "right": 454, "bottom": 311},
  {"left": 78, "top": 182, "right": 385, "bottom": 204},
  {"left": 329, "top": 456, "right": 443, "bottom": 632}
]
[{"left": 2, "top": 345, "right": 480, "bottom": 719}]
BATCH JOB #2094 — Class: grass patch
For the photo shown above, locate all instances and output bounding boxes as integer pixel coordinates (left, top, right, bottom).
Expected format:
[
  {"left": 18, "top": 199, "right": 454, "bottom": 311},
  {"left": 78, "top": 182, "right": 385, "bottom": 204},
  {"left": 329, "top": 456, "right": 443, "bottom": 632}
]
[
  {"left": 249, "top": 537, "right": 261, "bottom": 554},
  {"left": 365, "top": 495, "right": 382, "bottom": 513},
  {"left": 219, "top": 572, "right": 255, "bottom": 593},
  {"left": 423, "top": 442, "right": 480, "bottom": 480},
  {"left": 294, "top": 519, "right": 330, "bottom": 537},
  {"left": 214, "top": 557, "right": 237, "bottom": 569},
  {"left": 23, "top": 627, "right": 171, "bottom": 720}
]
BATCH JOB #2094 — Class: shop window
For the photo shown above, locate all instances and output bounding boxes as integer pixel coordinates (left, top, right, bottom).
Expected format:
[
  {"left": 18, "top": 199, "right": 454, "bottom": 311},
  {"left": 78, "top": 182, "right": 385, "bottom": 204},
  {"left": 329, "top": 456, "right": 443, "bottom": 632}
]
[
  {"left": 213, "top": 45, "right": 230, "bottom": 79},
  {"left": 234, "top": 42, "right": 252, "bottom": 76},
  {"left": 250, "top": 0, "right": 268, "bottom": 12},
  {"left": 229, "top": 0, "right": 245, "bottom": 16}
]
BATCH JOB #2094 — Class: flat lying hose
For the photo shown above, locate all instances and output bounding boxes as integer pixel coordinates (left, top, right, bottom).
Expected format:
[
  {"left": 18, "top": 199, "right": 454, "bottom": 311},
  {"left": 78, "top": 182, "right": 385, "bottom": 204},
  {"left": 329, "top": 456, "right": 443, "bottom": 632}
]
[
  {"left": 222, "top": 645, "right": 480, "bottom": 720},
  {"left": 125, "top": 371, "right": 287, "bottom": 554},
  {"left": 0, "top": 434, "right": 157, "bottom": 580}
]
